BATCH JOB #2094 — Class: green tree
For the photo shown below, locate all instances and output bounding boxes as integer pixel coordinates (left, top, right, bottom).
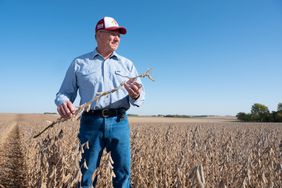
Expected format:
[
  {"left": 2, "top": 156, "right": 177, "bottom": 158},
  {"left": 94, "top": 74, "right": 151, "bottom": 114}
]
[
  {"left": 251, "top": 103, "right": 270, "bottom": 122},
  {"left": 271, "top": 111, "right": 282, "bottom": 122},
  {"left": 277, "top": 103, "right": 282, "bottom": 112},
  {"left": 276, "top": 111, "right": 282, "bottom": 122},
  {"left": 236, "top": 112, "right": 251, "bottom": 121}
]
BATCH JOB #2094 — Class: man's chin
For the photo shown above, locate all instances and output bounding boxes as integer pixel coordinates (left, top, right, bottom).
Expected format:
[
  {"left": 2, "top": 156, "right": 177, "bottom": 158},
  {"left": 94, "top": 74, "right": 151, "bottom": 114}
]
[{"left": 111, "top": 45, "right": 119, "bottom": 50}]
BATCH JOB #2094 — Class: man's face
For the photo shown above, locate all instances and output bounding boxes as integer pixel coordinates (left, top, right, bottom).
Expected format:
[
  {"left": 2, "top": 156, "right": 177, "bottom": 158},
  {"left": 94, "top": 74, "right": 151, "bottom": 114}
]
[{"left": 96, "top": 30, "right": 121, "bottom": 52}]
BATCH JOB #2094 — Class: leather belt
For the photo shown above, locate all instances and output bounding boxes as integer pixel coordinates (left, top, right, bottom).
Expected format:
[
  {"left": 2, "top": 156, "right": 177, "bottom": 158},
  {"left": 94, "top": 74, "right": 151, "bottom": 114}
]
[{"left": 83, "top": 108, "right": 126, "bottom": 118}]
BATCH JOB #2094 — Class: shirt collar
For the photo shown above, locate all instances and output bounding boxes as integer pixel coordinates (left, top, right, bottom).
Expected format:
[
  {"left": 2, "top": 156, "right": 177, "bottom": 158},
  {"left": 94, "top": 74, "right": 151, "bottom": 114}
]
[{"left": 92, "top": 49, "right": 120, "bottom": 60}]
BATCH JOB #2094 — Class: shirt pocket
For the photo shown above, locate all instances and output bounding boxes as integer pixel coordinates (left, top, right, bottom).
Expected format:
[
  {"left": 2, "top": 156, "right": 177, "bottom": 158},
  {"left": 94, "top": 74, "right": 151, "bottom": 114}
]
[
  {"left": 114, "top": 70, "right": 131, "bottom": 83},
  {"left": 77, "top": 69, "right": 99, "bottom": 87}
]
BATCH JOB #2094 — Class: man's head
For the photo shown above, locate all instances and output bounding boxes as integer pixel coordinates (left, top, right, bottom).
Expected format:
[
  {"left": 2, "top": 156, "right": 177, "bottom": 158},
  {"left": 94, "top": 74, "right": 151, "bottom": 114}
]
[{"left": 95, "top": 17, "right": 127, "bottom": 56}]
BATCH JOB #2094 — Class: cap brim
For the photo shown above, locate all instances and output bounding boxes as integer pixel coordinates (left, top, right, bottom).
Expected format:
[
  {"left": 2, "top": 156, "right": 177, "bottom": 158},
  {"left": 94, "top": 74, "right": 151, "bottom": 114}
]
[{"left": 105, "top": 26, "right": 127, "bottom": 34}]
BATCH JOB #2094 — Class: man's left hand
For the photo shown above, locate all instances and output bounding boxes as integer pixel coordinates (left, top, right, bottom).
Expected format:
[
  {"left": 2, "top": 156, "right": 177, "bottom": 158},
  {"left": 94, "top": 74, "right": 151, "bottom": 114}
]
[{"left": 124, "top": 79, "right": 142, "bottom": 100}]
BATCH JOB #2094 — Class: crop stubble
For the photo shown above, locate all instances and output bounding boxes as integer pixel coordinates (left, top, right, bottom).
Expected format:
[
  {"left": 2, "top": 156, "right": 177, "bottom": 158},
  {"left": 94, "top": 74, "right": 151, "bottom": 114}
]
[{"left": 0, "top": 114, "right": 281, "bottom": 187}]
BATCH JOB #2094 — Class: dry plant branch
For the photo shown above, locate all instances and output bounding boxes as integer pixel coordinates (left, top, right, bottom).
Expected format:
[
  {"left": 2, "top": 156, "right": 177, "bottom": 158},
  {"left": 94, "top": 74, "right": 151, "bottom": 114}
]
[{"left": 33, "top": 68, "right": 154, "bottom": 138}]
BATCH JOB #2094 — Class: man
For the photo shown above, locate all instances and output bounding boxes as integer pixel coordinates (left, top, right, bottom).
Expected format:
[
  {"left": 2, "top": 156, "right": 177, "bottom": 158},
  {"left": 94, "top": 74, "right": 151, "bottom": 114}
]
[{"left": 55, "top": 16, "right": 145, "bottom": 188}]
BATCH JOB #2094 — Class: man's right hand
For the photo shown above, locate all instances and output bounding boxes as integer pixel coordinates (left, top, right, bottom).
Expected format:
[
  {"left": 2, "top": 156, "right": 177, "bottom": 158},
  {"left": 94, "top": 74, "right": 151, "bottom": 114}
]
[{"left": 57, "top": 100, "right": 76, "bottom": 118}]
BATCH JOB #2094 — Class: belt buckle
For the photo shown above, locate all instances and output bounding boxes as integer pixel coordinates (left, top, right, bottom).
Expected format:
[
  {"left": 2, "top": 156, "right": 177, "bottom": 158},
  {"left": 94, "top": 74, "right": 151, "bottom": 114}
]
[{"left": 102, "top": 109, "right": 110, "bottom": 118}]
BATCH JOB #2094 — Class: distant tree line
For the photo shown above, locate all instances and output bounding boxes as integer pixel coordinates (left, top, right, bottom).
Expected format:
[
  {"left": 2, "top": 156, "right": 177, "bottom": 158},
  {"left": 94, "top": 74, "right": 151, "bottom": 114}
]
[
  {"left": 127, "top": 114, "right": 139, "bottom": 117},
  {"left": 151, "top": 114, "right": 192, "bottom": 118},
  {"left": 158, "top": 115, "right": 208, "bottom": 118},
  {"left": 236, "top": 103, "right": 282, "bottom": 122},
  {"left": 43, "top": 112, "right": 57, "bottom": 115}
]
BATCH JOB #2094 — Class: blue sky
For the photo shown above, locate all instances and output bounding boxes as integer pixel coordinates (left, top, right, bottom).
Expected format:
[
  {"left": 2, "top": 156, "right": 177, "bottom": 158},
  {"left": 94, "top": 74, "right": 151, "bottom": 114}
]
[{"left": 0, "top": 0, "right": 281, "bottom": 116}]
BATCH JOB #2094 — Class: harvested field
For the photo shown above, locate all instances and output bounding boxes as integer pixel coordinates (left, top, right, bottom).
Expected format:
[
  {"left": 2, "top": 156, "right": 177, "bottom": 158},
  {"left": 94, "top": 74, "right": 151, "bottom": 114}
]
[{"left": 0, "top": 113, "right": 281, "bottom": 187}]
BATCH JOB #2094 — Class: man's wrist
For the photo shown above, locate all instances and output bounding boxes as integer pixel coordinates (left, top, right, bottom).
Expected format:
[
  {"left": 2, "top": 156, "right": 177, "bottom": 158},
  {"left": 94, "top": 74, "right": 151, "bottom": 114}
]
[{"left": 132, "top": 94, "right": 140, "bottom": 100}]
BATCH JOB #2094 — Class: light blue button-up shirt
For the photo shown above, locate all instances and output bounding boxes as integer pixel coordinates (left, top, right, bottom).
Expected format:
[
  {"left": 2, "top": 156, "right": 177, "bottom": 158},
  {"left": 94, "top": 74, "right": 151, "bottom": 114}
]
[{"left": 55, "top": 50, "right": 145, "bottom": 110}]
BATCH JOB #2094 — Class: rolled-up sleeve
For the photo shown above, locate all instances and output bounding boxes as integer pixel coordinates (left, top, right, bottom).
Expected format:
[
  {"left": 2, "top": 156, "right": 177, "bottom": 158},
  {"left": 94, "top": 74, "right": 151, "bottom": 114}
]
[
  {"left": 55, "top": 60, "right": 78, "bottom": 106},
  {"left": 129, "top": 88, "right": 145, "bottom": 107}
]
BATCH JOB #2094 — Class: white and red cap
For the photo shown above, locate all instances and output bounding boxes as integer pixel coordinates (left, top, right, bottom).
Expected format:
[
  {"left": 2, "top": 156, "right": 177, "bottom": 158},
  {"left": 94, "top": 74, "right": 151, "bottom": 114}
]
[{"left": 95, "top": 16, "right": 127, "bottom": 34}]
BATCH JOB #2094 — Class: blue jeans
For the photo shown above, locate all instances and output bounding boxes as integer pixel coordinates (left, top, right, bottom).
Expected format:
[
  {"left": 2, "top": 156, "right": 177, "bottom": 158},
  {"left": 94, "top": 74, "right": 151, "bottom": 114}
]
[{"left": 78, "top": 113, "right": 131, "bottom": 188}]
